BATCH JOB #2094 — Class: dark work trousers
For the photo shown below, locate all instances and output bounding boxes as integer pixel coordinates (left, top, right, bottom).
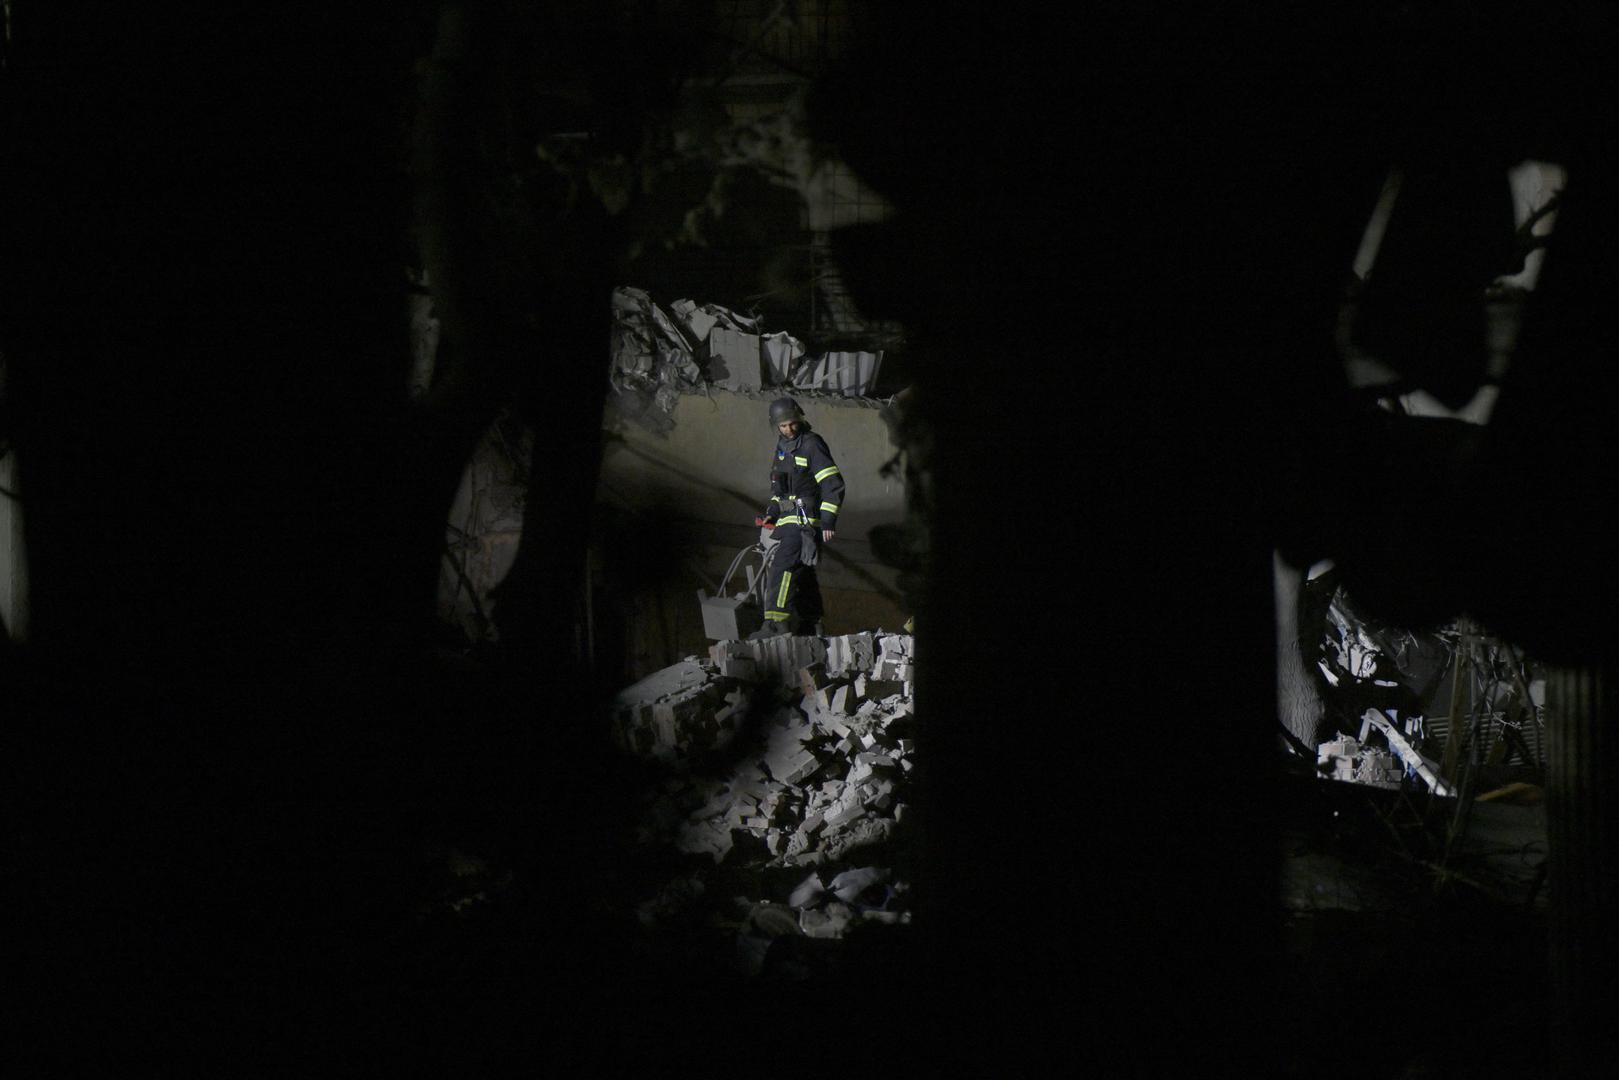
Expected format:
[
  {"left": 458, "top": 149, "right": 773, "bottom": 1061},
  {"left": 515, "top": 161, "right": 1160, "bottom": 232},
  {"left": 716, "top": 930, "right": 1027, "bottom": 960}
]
[{"left": 763, "top": 524, "right": 823, "bottom": 632}]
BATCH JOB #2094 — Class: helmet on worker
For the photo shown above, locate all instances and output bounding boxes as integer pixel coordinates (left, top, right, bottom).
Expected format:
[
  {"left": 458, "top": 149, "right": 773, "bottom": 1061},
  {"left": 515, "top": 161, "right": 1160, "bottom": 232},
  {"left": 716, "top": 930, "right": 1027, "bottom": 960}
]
[{"left": 769, "top": 396, "right": 805, "bottom": 435}]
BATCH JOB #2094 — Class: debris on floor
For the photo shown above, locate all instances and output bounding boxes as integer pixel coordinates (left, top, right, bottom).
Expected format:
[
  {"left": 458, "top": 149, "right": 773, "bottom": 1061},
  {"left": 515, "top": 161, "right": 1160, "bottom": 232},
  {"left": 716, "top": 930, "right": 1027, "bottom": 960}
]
[
  {"left": 612, "top": 629, "right": 918, "bottom": 975},
  {"left": 1304, "top": 572, "right": 1546, "bottom": 799},
  {"left": 1317, "top": 733, "right": 1404, "bottom": 790}
]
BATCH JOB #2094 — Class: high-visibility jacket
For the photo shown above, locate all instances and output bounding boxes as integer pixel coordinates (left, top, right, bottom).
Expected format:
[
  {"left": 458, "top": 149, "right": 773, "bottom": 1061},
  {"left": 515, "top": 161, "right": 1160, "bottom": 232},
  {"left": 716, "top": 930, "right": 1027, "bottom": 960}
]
[{"left": 761, "top": 428, "right": 845, "bottom": 530}]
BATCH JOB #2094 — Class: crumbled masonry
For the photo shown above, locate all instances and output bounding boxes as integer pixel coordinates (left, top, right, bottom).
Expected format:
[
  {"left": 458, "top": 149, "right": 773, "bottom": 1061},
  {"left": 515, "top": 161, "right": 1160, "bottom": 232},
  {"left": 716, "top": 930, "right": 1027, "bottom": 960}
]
[{"left": 616, "top": 630, "right": 917, "bottom": 971}]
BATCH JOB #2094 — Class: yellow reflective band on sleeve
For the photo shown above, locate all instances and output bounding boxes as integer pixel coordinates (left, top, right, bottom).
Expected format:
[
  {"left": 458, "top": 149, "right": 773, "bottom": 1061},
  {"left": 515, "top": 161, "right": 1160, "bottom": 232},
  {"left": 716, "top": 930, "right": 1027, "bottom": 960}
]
[
  {"left": 765, "top": 610, "right": 790, "bottom": 621},
  {"left": 777, "top": 571, "right": 793, "bottom": 609},
  {"left": 814, "top": 465, "right": 841, "bottom": 482},
  {"left": 819, "top": 502, "right": 839, "bottom": 514},
  {"left": 794, "top": 455, "right": 809, "bottom": 466},
  {"left": 775, "top": 515, "right": 820, "bottom": 526}
]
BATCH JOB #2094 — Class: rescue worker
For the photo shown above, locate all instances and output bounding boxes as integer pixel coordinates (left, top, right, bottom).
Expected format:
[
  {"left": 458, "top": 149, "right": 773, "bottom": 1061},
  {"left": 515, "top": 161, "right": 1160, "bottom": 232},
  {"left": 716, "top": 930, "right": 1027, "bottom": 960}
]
[{"left": 751, "top": 396, "right": 844, "bottom": 638}]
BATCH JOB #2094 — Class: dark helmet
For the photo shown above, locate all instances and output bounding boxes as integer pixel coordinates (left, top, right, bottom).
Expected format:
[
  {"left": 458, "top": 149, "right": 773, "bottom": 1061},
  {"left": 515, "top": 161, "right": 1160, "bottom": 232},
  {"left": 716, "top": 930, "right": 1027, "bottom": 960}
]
[{"left": 768, "top": 396, "right": 805, "bottom": 427}]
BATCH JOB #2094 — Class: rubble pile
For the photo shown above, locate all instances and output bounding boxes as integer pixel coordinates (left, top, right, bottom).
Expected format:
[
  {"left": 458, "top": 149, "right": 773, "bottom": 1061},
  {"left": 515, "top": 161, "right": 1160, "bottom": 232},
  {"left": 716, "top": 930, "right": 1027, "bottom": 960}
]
[
  {"left": 610, "top": 658, "right": 753, "bottom": 765},
  {"left": 615, "top": 630, "right": 917, "bottom": 965},
  {"left": 1317, "top": 734, "right": 1404, "bottom": 790}
]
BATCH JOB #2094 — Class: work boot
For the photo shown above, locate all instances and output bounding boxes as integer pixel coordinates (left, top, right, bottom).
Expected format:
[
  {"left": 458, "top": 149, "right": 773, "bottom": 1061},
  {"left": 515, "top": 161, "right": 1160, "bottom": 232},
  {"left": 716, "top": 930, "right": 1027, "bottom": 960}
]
[{"left": 748, "top": 621, "right": 789, "bottom": 641}]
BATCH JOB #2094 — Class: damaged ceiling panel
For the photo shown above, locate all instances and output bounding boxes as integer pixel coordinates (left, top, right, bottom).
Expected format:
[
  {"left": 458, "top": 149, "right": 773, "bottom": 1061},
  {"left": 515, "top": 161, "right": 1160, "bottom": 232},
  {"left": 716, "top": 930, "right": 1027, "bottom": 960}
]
[{"left": 609, "top": 286, "right": 884, "bottom": 431}]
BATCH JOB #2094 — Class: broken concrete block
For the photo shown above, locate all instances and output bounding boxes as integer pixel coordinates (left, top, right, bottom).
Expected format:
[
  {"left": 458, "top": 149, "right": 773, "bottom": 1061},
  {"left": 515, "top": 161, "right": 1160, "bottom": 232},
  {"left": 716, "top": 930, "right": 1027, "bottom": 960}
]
[
  {"left": 855, "top": 751, "right": 896, "bottom": 771},
  {"left": 747, "top": 634, "right": 829, "bottom": 684},
  {"left": 873, "top": 659, "right": 914, "bottom": 682},
  {"left": 823, "top": 799, "right": 864, "bottom": 830},
  {"left": 877, "top": 633, "right": 914, "bottom": 660},
  {"left": 766, "top": 748, "right": 821, "bottom": 786},
  {"left": 825, "top": 632, "right": 877, "bottom": 676},
  {"left": 706, "top": 326, "right": 763, "bottom": 391},
  {"left": 859, "top": 732, "right": 880, "bottom": 751},
  {"left": 834, "top": 736, "right": 856, "bottom": 757},
  {"left": 798, "top": 690, "right": 832, "bottom": 717},
  {"left": 824, "top": 717, "right": 853, "bottom": 740},
  {"left": 820, "top": 818, "right": 896, "bottom": 862},
  {"left": 718, "top": 656, "right": 757, "bottom": 680},
  {"left": 855, "top": 674, "right": 906, "bottom": 701},
  {"left": 668, "top": 297, "right": 719, "bottom": 345},
  {"left": 828, "top": 685, "right": 853, "bottom": 716},
  {"left": 766, "top": 830, "right": 789, "bottom": 856},
  {"left": 798, "top": 812, "right": 826, "bottom": 837},
  {"left": 614, "top": 658, "right": 710, "bottom": 706},
  {"left": 788, "top": 872, "right": 825, "bottom": 909},
  {"left": 762, "top": 331, "right": 806, "bottom": 385}
]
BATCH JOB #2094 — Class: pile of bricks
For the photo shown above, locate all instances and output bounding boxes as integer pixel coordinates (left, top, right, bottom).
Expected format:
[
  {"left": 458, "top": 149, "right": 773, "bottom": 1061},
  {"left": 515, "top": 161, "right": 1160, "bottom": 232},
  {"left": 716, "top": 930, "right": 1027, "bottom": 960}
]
[
  {"left": 619, "top": 630, "right": 917, "bottom": 952},
  {"left": 609, "top": 658, "right": 754, "bottom": 766},
  {"left": 1317, "top": 734, "right": 1404, "bottom": 790}
]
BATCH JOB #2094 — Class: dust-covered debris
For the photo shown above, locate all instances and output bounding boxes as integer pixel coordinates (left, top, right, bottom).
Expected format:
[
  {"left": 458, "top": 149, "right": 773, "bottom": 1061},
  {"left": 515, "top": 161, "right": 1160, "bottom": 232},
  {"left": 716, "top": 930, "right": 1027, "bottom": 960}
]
[
  {"left": 616, "top": 630, "right": 918, "bottom": 973},
  {"left": 1317, "top": 734, "right": 1404, "bottom": 790},
  {"left": 609, "top": 286, "right": 705, "bottom": 430},
  {"left": 611, "top": 657, "right": 753, "bottom": 765}
]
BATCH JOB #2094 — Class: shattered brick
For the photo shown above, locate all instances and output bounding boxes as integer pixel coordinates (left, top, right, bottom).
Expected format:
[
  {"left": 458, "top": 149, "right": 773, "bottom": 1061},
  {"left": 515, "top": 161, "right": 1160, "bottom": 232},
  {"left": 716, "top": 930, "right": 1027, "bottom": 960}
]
[
  {"left": 823, "top": 799, "right": 864, "bottom": 829},
  {"left": 856, "top": 675, "right": 906, "bottom": 701}
]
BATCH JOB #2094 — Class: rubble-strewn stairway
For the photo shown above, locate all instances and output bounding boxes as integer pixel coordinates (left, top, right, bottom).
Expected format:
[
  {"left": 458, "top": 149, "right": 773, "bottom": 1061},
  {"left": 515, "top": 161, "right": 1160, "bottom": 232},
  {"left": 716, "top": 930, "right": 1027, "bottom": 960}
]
[{"left": 611, "top": 629, "right": 916, "bottom": 974}]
